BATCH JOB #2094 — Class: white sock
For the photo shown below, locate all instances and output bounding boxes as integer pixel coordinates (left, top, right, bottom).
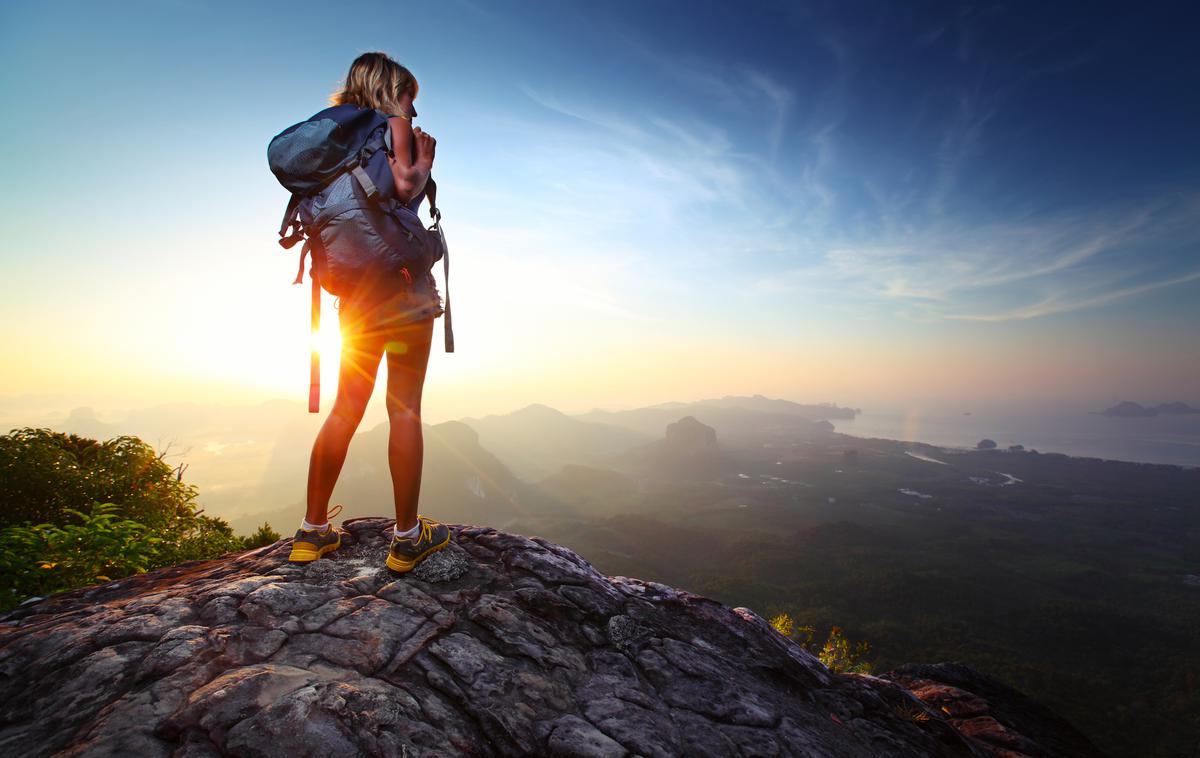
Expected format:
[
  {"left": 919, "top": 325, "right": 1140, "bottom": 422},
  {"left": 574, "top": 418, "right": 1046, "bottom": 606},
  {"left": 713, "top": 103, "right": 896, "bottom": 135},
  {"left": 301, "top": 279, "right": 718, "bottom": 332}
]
[
  {"left": 301, "top": 518, "right": 330, "bottom": 533},
  {"left": 394, "top": 521, "right": 421, "bottom": 540}
]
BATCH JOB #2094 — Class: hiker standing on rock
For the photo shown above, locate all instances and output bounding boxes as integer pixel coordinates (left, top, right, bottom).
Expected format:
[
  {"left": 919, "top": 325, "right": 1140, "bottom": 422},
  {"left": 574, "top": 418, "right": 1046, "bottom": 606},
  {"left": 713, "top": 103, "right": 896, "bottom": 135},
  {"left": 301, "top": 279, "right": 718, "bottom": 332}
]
[{"left": 287, "top": 52, "right": 452, "bottom": 571}]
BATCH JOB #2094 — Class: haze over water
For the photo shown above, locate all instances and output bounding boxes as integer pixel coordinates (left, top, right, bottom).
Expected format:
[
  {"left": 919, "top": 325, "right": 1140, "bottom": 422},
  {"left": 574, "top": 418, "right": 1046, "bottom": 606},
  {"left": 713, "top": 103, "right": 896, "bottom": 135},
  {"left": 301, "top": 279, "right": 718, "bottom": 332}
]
[{"left": 833, "top": 404, "right": 1200, "bottom": 468}]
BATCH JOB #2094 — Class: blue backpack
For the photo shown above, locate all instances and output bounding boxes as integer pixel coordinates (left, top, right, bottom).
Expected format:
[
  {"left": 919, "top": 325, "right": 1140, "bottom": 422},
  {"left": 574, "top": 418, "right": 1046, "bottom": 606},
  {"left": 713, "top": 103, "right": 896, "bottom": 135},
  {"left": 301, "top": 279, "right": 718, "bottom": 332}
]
[{"left": 268, "top": 104, "right": 454, "bottom": 411}]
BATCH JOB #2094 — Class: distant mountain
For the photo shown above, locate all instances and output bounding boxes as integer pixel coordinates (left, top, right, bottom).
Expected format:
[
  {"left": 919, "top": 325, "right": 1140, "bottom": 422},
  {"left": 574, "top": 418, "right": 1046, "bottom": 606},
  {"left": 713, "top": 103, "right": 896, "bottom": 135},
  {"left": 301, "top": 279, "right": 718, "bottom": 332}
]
[
  {"left": 1153, "top": 401, "right": 1200, "bottom": 415},
  {"left": 1097, "top": 401, "right": 1200, "bottom": 417},
  {"left": 230, "top": 419, "right": 572, "bottom": 534},
  {"left": 573, "top": 396, "right": 843, "bottom": 444},
  {"left": 692, "top": 394, "right": 860, "bottom": 419},
  {"left": 1099, "top": 401, "right": 1156, "bottom": 417},
  {"left": 458, "top": 403, "right": 652, "bottom": 481},
  {"left": 618, "top": 415, "right": 728, "bottom": 480},
  {"left": 665, "top": 414, "right": 719, "bottom": 454},
  {"left": 57, "top": 407, "right": 120, "bottom": 440}
]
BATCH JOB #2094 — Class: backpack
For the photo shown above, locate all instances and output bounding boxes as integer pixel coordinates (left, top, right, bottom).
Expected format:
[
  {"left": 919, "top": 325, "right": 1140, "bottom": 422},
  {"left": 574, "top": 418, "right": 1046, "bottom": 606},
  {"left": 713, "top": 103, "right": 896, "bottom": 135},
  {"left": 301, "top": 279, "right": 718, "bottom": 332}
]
[{"left": 268, "top": 104, "right": 454, "bottom": 411}]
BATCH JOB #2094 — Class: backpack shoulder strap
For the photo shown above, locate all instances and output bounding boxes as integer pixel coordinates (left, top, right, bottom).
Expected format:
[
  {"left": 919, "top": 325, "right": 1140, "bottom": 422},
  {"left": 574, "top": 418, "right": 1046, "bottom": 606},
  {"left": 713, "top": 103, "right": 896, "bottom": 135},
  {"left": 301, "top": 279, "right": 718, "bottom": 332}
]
[
  {"left": 424, "top": 176, "right": 440, "bottom": 222},
  {"left": 383, "top": 115, "right": 394, "bottom": 156},
  {"left": 441, "top": 228, "right": 454, "bottom": 353},
  {"left": 423, "top": 176, "right": 453, "bottom": 352}
]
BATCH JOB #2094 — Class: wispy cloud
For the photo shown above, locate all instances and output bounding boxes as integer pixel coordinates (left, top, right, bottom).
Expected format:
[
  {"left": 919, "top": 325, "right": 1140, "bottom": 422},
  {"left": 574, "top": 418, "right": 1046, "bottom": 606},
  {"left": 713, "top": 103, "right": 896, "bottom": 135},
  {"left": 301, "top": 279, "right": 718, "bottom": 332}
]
[
  {"left": 603, "top": 23, "right": 812, "bottom": 166},
  {"left": 510, "top": 67, "right": 830, "bottom": 270},
  {"left": 949, "top": 269, "right": 1200, "bottom": 321},
  {"left": 759, "top": 195, "right": 1200, "bottom": 321},
  {"left": 928, "top": 93, "right": 997, "bottom": 218},
  {"left": 504, "top": 14, "right": 1199, "bottom": 327},
  {"left": 955, "top": 271, "right": 1200, "bottom": 321},
  {"left": 516, "top": 83, "right": 649, "bottom": 141},
  {"left": 739, "top": 66, "right": 794, "bottom": 161}
]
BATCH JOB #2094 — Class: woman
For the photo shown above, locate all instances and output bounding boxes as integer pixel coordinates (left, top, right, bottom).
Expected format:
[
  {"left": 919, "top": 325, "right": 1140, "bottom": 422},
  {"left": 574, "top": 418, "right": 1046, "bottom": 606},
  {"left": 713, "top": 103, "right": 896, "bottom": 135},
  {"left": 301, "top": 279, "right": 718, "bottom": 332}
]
[{"left": 288, "top": 52, "right": 451, "bottom": 573}]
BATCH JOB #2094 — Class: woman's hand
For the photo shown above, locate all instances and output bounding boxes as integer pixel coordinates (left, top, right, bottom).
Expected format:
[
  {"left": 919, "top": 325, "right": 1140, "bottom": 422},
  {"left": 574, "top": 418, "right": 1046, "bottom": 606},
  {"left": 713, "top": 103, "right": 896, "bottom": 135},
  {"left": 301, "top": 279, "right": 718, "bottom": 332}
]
[
  {"left": 413, "top": 126, "right": 436, "bottom": 167},
  {"left": 388, "top": 117, "right": 433, "bottom": 203}
]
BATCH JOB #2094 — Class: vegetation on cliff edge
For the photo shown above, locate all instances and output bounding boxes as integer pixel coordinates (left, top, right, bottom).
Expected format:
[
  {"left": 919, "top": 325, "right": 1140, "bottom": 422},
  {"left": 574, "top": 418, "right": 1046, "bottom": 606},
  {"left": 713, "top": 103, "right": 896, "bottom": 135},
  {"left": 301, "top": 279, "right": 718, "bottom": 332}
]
[{"left": 0, "top": 428, "right": 280, "bottom": 612}]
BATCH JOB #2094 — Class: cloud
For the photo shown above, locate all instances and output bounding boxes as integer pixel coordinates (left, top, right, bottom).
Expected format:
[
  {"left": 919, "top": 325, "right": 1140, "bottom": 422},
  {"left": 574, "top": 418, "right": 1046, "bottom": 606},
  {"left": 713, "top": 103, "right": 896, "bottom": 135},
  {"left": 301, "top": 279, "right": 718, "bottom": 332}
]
[
  {"left": 603, "top": 22, "right": 806, "bottom": 162},
  {"left": 512, "top": 70, "right": 826, "bottom": 268},
  {"left": 928, "top": 94, "right": 998, "bottom": 218},
  {"left": 948, "top": 269, "right": 1200, "bottom": 321},
  {"left": 510, "top": 15, "right": 1199, "bottom": 328},
  {"left": 516, "top": 83, "right": 649, "bottom": 141},
  {"left": 738, "top": 66, "right": 794, "bottom": 160},
  {"left": 759, "top": 195, "right": 1200, "bottom": 321}
]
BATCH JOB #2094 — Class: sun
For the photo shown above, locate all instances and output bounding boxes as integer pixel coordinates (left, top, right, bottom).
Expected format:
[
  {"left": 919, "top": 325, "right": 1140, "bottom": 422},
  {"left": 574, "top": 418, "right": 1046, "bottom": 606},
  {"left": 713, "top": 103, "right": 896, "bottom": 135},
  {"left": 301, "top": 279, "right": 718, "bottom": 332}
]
[
  {"left": 308, "top": 307, "right": 348, "bottom": 403},
  {"left": 313, "top": 313, "right": 344, "bottom": 368}
]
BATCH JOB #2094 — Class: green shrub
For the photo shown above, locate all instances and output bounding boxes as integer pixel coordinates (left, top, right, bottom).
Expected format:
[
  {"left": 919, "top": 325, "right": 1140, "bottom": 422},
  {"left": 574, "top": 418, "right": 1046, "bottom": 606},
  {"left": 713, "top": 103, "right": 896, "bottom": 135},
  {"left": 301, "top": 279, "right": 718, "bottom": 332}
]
[
  {"left": 240, "top": 522, "right": 282, "bottom": 550},
  {"left": 0, "top": 502, "right": 163, "bottom": 611},
  {"left": 769, "top": 611, "right": 873, "bottom": 674},
  {"left": 0, "top": 428, "right": 286, "bottom": 612},
  {"left": 0, "top": 428, "right": 197, "bottom": 530}
]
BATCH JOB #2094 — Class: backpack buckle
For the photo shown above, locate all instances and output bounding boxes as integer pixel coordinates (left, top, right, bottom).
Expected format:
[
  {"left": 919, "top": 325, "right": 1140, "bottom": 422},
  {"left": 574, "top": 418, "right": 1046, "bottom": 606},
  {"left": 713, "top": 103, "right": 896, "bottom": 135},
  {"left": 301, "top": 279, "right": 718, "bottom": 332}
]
[
  {"left": 279, "top": 225, "right": 305, "bottom": 249},
  {"left": 351, "top": 165, "right": 380, "bottom": 201}
]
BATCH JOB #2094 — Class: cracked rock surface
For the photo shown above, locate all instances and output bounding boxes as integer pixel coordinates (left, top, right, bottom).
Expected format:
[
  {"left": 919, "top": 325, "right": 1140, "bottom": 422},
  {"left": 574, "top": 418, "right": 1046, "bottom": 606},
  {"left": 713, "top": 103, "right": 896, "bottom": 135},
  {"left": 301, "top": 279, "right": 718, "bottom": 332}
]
[{"left": 0, "top": 518, "right": 1103, "bottom": 757}]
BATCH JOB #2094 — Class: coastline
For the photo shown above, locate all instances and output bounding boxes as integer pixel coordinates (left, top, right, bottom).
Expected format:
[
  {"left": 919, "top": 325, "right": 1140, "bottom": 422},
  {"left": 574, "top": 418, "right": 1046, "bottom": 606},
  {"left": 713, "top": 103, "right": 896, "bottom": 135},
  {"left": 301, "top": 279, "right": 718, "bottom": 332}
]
[{"left": 831, "top": 409, "right": 1200, "bottom": 469}]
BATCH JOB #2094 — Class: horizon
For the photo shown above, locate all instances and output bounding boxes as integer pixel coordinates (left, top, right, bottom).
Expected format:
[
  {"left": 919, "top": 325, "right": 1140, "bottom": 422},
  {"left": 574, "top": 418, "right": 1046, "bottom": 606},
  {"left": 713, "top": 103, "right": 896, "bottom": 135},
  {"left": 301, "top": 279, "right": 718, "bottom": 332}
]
[
  {"left": 2, "top": 0, "right": 1199, "bottom": 440},
  {"left": 5, "top": 390, "right": 1198, "bottom": 472},
  {"left": 6, "top": 388, "right": 1192, "bottom": 428}
]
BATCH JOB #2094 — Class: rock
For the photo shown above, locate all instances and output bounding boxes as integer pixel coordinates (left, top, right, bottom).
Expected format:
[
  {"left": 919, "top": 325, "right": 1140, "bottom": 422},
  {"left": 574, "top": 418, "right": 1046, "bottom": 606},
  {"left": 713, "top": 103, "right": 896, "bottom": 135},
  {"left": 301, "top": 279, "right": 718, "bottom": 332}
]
[
  {"left": 411, "top": 542, "right": 472, "bottom": 582},
  {"left": 664, "top": 416, "right": 717, "bottom": 454},
  {"left": 0, "top": 518, "right": 1106, "bottom": 757},
  {"left": 606, "top": 614, "right": 654, "bottom": 654},
  {"left": 881, "top": 663, "right": 1108, "bottom": 758},
  {"left": 976, "top": 439, "right": 997, "bottom": 450}
]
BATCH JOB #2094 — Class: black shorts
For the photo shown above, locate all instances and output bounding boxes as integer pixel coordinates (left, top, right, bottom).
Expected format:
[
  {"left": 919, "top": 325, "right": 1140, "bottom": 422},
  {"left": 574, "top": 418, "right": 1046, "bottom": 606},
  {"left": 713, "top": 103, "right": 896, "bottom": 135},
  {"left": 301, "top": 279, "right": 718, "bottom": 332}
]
[{"left": 336, "top": 276, "right": 444, "bottom": 348}]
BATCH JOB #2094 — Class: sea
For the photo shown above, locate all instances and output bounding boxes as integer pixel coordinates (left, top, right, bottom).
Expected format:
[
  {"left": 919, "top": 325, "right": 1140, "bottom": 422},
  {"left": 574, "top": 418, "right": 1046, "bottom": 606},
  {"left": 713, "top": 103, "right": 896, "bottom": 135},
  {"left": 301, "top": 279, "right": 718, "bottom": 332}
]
[{"left": 830, "top": 407, "right": 1200, "bottom": 468}]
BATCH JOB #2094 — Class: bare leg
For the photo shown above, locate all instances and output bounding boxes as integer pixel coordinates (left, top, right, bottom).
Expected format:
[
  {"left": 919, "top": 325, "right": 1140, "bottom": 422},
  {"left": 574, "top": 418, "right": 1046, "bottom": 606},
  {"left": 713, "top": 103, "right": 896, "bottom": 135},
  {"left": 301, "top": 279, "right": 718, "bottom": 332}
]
[
  {"left": 383, "top": 317, "right": 435, "bottom": 531},
  {"left": 305, "top": 314, "right": 385, "bottom": 524}
]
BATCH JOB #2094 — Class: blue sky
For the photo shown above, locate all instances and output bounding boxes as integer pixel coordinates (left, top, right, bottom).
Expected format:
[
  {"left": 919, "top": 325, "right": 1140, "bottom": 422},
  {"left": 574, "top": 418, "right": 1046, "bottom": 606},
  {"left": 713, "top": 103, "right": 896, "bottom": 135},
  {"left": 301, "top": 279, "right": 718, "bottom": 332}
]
[{"left": 1, "top": 0, "right": 1197, "bottom": 421}]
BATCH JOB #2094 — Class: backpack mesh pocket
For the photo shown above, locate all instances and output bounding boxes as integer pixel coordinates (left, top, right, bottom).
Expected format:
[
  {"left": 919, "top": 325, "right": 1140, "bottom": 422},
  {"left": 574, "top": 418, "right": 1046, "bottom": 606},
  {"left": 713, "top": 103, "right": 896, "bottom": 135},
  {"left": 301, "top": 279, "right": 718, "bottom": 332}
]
[{"left": 315, "top": 203, "right": 432, "bottom": 299}]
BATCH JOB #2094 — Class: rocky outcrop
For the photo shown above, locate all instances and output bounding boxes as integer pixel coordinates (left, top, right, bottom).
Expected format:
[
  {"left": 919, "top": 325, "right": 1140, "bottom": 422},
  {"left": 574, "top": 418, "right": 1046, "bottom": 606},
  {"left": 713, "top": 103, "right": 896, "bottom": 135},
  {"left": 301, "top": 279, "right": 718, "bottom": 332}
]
[
  {"left": 633, "top": 416, "right": 724, "bottom": 479},
  {"left": 664, "top": 416, "right": 718, "bottom": 455},
  {"left": 882, "top": 664, "right": 1108, "bottom": 758},
  {"left": 0, "top": 519, "right": 1105, "bottom": 757}
]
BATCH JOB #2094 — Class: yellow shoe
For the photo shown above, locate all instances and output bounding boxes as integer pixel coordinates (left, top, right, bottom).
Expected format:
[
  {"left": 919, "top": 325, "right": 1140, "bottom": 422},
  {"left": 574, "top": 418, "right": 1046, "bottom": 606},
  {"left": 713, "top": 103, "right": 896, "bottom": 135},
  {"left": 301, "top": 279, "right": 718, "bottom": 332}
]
[
  {"left": 288, "top": 504, "right": 344, "bottom": 563},
  {"left": 385, "top": 515, "right": 451, "bottom": 573}
]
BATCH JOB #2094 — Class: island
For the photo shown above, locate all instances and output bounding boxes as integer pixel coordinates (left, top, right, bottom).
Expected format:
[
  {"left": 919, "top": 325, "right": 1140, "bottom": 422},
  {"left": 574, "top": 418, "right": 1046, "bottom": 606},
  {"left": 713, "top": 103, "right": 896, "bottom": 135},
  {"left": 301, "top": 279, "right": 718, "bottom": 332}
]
[{"left": 1096, "top": 401, "right": 1200, "bottom": 418}]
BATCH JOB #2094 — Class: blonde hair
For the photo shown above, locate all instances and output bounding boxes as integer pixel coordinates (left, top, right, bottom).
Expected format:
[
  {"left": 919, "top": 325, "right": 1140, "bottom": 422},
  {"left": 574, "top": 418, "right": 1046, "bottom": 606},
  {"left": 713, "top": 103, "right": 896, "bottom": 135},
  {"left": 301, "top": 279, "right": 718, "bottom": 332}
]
[{"left": 330, "top": 52, "right": 418, "bottom": 116}]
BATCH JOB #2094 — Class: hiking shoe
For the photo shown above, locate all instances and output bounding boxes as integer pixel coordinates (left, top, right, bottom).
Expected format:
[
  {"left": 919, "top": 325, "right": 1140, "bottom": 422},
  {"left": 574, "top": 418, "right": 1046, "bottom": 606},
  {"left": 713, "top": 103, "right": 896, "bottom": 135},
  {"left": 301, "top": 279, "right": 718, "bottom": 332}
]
[
  {"left": 386, "top": 515, "right": 451, "bottom": 573},
  {"left": 288, "top": 505, "right": 344, "bottom": 563}
]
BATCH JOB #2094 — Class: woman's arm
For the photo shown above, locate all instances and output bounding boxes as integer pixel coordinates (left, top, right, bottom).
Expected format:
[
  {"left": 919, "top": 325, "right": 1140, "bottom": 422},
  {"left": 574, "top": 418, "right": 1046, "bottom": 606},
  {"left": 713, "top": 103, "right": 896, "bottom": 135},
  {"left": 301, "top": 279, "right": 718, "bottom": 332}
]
[{"left": 387, "top": 116, "right": 436, "bottom": 204}]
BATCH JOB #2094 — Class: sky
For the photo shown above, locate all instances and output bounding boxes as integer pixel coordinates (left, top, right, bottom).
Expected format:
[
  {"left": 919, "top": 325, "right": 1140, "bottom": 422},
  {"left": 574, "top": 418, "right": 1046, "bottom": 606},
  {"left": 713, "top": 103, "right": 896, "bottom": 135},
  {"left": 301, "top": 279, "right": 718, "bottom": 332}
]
[{"left": 1, "top": 0, "right": 1198, "bottom": 426}]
